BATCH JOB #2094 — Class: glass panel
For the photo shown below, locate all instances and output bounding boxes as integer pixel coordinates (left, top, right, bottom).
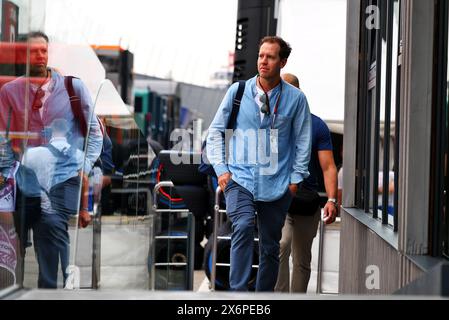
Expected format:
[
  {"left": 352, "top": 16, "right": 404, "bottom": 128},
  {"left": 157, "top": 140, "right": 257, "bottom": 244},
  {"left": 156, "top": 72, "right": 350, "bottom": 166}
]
[
  {"left": 378, "top": 9, "right": 388, "bottom": 217},
  {"left": 445, "top": 97, "right": 449, "bottom": 258},
  {"left": 369, "top": 88, "right": 376, "bottom": 213},
  {"left": 444, "top": 2, "right": 449, "bottom": 258},
  {"left": 0, "top": 0, "right": 32, "bottom": 292},
  {"left": 0, "top": 0, "right": 156, "bottom": 292},
  {"left": 17, "top": 40, "right": 103, "bottom": 290},
  {"left": 378, "top": 0, "right": 399, "bottom": 225},
  {"left": 387, "top": 0, "right": 400, "bottom": 226},
  {"left": 72, "top": 80, "right": 137, "bottom": 289},
  {"left": 93, "top": 81, "right": 153, "bottom": 290}
]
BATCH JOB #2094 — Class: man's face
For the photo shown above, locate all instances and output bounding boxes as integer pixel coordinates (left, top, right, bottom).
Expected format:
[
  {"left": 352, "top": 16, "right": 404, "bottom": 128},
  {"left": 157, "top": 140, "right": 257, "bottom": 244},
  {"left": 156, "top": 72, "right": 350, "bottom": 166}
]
[
  {"left": 29, "top": 37, "right": 48, "bottom": 77},
  {"left": 257, "top": 42, "right": 287, "bottom": 80}
]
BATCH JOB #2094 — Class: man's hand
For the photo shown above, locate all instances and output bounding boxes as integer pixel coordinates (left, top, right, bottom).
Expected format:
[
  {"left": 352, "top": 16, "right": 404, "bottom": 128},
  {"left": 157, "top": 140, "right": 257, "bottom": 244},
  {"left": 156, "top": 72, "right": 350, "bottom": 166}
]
[
  {"left": 322, "top": 201, "right": 338, "bottom": 225},
  {"left": 79, "top": 209, "right": 91, "bottom": 228},
  {"left": 288, "top": 184, "right": 298, "bottom": 196},
  {"left": 218, "top": 172, "right": 232, "bottom": 192}
]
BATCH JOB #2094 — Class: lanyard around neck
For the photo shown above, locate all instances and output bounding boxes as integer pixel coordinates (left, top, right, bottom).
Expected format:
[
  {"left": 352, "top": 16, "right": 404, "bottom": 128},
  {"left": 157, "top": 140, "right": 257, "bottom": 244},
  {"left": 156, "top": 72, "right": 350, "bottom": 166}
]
[{"left": 258, "top": 77, "right": 283, "bottom": 128}]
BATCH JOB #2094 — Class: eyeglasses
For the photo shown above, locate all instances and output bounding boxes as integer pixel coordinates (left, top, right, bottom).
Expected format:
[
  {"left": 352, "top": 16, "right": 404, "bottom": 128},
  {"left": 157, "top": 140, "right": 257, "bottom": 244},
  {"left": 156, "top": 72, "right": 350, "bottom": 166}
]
[
  {"left": 32, "top": 88, "right": 45, "bottom": 110},
  {"left": 259, "top": 93, "right": 270, "bottom": 115}
]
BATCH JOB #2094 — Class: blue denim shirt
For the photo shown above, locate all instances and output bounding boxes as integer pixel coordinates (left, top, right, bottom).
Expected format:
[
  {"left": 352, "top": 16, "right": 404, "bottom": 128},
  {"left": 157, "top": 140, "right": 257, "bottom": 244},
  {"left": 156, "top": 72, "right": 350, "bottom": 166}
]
[
  {"left": 0, "top": 69, "right": 103, "bottom": 177},
  {"left": 206, "top": 76, "right": 312, "bottom": 201}
]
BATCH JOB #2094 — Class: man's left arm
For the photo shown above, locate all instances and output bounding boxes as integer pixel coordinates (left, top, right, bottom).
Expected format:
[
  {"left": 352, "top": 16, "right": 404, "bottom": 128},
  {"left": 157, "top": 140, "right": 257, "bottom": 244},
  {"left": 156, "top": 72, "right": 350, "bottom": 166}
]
[
  {"left": 318, "top": 150, "right": 338, "bottom": 224},
  {"left": 290, "top": 94, "right": 312, "bottom": 194},
  {"left": 76, "top": 79, "right": 103, "bottom": 175},
  {"left": 78, "top": 170, "right": 91, "bottom": 228}
]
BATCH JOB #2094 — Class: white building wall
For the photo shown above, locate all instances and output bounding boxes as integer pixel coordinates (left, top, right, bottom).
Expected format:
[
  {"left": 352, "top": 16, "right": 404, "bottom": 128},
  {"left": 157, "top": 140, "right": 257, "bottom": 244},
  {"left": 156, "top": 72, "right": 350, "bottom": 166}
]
[{"left": 277, "top": 0, "right": 347, "bottom": 121}]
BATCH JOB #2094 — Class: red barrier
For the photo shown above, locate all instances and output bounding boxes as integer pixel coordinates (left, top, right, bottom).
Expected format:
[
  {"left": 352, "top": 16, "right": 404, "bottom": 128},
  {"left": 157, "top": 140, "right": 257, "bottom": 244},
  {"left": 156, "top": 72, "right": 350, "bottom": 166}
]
[{"left": 0, "top": 42, "right": 29, "bottom": 64}]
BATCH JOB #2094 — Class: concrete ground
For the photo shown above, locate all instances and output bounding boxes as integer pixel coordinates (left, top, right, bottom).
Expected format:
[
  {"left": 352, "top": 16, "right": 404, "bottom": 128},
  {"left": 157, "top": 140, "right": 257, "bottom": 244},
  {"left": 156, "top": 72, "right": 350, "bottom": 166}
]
[
  {"left": 193, "top": 220, "right": 340, "bottom": 294},
  {"left": 20, "top": 215, "right": 340, "bottom": 296}
]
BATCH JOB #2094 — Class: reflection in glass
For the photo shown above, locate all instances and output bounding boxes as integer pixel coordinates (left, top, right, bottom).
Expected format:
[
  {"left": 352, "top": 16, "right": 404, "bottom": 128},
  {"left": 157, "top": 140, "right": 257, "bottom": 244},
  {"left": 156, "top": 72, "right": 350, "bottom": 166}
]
[
  {"left": 379, "top": 0, "right": 399, "bottom": 225},
  {"left": 444, "top": 2, "right": 449, "bottom": 258},
  {"left": 375, "top": 0, "right": 399, "bottom": 225},
  {"left": 0, "top": 1, "right": 166, "bottom": 294},
  {"left": 369, "top": 88, "right": 376, "bottom": 213},
  {"left": 378, "top": 13, "right": 388, "bottom": 216},
  {"left": 0, "top": 0, "right": 32, "bottom": 292},
  {"left": 387, "top": 0, "right": 400, "bottom": 225},
  {"left": 1, "top": 19, "right": 106, "bottom": 291}
]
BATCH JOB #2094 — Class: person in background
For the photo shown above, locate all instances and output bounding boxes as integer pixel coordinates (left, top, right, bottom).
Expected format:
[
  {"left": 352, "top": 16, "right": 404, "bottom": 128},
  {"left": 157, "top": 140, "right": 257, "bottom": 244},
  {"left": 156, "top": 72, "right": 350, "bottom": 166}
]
[{"left": 275, "top": 73, "right": 338, "bottom": 293}]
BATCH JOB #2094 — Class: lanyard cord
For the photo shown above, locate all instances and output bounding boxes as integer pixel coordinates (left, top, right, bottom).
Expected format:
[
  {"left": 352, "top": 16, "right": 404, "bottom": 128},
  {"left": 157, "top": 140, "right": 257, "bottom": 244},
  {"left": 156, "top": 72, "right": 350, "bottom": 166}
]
[
  {"left": 31, "top": 69, "right": 50, "bottom": 104},
  {"left": 257, "top": 76, "right": 283, "bottom": 129}
]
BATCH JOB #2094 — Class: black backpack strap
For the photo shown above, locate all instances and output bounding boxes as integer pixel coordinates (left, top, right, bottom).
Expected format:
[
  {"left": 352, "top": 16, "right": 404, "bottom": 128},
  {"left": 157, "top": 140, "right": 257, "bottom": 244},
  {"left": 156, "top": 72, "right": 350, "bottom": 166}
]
[
  {"left": 226, "top": 80, "right": 246, "bottom": 130},
  {"left": 64, "top": 76, "right": 87, "bottom": 137}
]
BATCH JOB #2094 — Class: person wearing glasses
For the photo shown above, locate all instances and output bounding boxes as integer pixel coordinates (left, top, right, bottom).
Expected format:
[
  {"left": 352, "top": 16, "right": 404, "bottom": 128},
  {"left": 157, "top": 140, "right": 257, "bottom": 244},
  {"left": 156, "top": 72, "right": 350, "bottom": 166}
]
[
  {"left": 274, "top": 73, "right": 338, "bottom": 293},
  {"left": 0, "top": 31, "right": 102, "bottom": 288},
  {"left": 206, "top": 36, "right": 312, "bottom": 291}
]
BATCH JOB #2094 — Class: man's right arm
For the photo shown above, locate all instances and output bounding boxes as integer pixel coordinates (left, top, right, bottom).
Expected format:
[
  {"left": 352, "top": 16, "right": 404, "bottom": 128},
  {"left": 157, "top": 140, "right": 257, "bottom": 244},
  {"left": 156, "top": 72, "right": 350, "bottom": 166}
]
[
  {"left": 290, "top": 94, "right": 312, "bottom": 185},
  {"left": 206, "top": 83, "right": 239, "bottom": 183}
]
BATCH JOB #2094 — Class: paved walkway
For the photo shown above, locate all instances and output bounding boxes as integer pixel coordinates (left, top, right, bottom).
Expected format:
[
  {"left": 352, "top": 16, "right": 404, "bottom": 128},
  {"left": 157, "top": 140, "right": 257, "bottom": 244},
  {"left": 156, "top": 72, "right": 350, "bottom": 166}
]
[
  {"left": 21, "top": 216, "right": 340, "bottom": 297},
  {"left": 195, "top": 220, "right": 340, "bottom": 295}
]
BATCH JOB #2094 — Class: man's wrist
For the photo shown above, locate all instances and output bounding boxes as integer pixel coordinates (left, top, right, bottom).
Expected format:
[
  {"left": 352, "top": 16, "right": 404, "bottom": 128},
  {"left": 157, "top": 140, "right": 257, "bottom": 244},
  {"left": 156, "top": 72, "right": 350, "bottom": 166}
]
[{"left": 327, "top": 198, "right": 338, "bottom": 206}]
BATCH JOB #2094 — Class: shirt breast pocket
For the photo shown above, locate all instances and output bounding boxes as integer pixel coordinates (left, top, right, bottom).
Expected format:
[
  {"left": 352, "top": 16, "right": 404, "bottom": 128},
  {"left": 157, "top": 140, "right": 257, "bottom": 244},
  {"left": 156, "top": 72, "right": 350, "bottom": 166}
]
[{"left": 273, "top": 114, "right": 292, "bottom": 138}]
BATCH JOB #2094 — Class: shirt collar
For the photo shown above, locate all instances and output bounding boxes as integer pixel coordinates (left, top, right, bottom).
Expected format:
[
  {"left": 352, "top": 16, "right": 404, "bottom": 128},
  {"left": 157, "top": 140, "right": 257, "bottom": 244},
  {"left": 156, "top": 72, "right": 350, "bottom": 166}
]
[{"left": 251, "top": 75, "right": 282, "bottom": 99}]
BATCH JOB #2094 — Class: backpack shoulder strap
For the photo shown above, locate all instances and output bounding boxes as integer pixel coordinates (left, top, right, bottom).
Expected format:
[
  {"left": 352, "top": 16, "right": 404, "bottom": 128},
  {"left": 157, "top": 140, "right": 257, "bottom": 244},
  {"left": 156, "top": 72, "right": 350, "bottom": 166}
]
[
  {"left": 227, "top": 80, "right": 246, "bottom": 130},
  {"left": 64, "top": 76, "right": 87, "bottom": 137},
  {"left": 45, "top": 143, "right": 75, "bottom": 159},
  {"left": 6, "top": 106, "right": 12, "bottom": 140}
]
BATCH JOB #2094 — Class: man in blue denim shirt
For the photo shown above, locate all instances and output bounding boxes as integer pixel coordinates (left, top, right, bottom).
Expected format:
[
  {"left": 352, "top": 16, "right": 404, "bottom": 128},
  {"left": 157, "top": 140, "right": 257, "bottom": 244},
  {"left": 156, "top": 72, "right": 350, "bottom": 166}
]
[
  {"left": 0, "top": 31, "right": 103, "bottom": 288},
  {"left": 206, "top": 36, "right": 312, "bottom": 291}
]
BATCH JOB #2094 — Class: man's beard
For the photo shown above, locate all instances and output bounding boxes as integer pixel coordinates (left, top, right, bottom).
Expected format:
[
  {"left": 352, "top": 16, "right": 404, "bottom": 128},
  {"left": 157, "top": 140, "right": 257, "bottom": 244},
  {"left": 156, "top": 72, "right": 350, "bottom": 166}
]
[{"left": 30, "top": 65, "right": 47, "bottom": 78}]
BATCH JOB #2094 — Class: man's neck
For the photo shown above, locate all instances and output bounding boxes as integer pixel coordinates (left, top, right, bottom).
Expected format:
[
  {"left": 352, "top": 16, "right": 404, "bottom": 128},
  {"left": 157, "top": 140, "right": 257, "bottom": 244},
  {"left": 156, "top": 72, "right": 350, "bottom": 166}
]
[
  {"left": 257, "top": 75, "right": 281, "bottom": 92},
  {"left": 30, "top": 68, "right": 50, "bottom": 86}
]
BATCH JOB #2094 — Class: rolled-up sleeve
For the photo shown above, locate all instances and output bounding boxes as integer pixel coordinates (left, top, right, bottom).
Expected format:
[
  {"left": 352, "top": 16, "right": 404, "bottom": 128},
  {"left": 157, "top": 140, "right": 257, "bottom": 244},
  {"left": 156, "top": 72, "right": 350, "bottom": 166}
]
[
  {"left": 206, "top": 83, "right": 238, "bottom": 178},
  {"left": 290, "top": 93, "right": 312, "bottom": 184}
]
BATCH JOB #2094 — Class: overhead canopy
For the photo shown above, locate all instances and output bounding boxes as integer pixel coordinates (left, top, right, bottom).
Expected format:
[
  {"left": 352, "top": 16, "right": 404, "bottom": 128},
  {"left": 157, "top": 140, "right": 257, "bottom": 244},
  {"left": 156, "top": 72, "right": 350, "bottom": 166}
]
[
  {"left": 48, "top": 43, "right": 130, "bottom": 117},
  {"left": 93, "top": 80, "right": 132, "bottom": 116},
  {"left": 49, "top": 42, "right": 106, "bottom": 98}
]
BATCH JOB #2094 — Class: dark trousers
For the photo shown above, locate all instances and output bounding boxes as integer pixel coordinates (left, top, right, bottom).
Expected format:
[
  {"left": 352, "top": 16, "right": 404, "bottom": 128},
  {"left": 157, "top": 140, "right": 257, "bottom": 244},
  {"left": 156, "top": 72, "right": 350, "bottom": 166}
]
[
  {"left": 224, "top": 180, "right": 291, "bottom": 291},
  {"left": 32, "top": 212, "right": 71, "bottom": 288}
]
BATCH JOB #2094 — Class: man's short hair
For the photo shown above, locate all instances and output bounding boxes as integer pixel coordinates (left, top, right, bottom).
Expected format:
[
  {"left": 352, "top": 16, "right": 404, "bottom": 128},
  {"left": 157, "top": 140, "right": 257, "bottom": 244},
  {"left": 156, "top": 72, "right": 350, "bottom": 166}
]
[
  {"left": 27, "top": 31, "right": 49, "bottom": 43},
  {"left": 259, "top": 36, "right": 292, "bottom": 60},
  {"left": 281, "top": 73, "right": 300, "bottom": 89}
]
